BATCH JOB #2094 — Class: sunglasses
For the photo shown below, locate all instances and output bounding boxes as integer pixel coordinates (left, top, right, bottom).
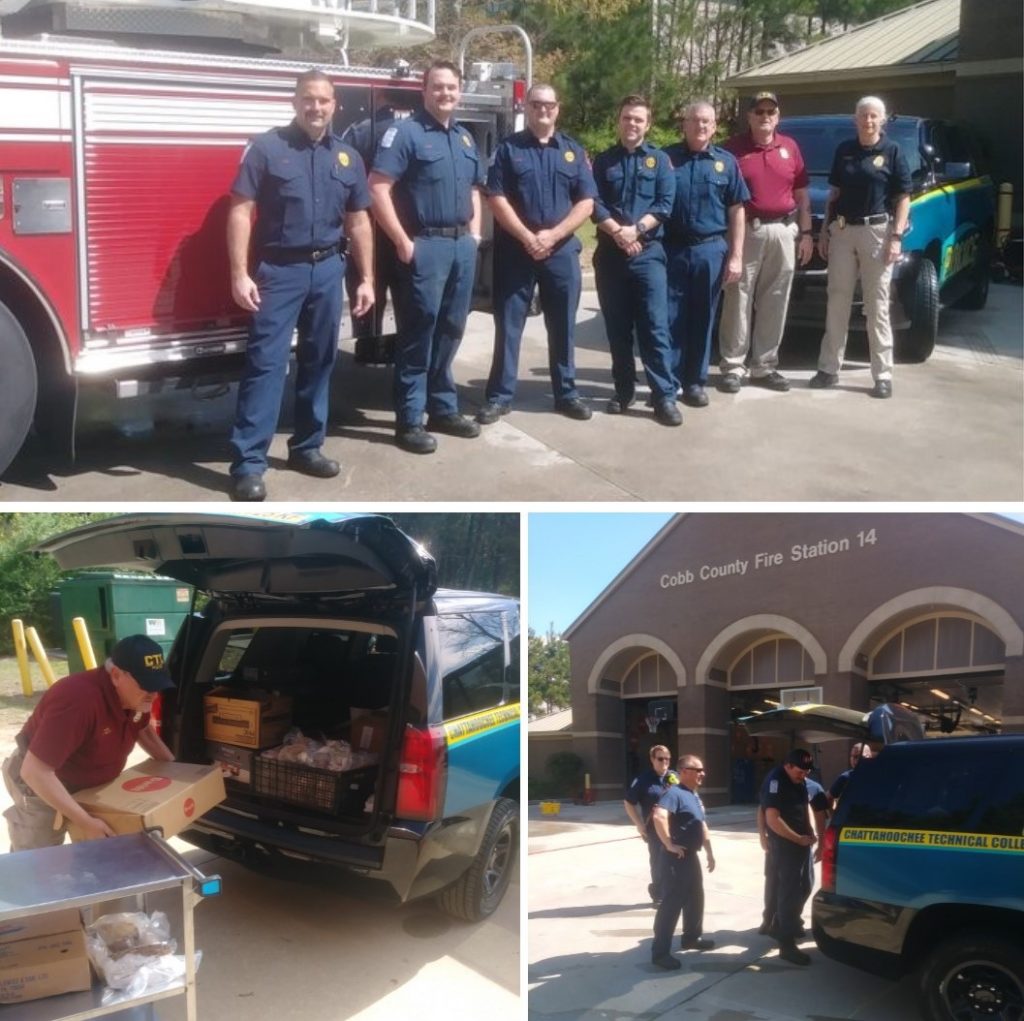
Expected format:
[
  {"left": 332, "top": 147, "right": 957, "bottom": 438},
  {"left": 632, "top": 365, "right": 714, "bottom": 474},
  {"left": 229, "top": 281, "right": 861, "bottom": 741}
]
[
  {"left": 529, "top": 100, "right": 558, "bottom": 111},
  {"left": 753, "top": 108, "right": 777, "bottom": 116}
]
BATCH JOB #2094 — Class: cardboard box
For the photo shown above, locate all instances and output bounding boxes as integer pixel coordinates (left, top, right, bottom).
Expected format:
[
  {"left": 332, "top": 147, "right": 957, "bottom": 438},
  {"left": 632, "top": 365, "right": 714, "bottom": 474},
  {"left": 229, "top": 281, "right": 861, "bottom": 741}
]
[
  {"left": 0, "top": 928, "right": 91, "bottom": 1004},
  {"left": 0, "top": 908, "right": 83, "bottom": 946},
  {"left": 207, "top": 741, "right": 254, "bottom": 784},
  {"left": 68, "top": 759, "right": 226, "bottom": 841},
  {"left": 203, "top": 688, "right": 293, "bottom": 749},
  {"left": 350, "top": 710, "right": 389, "bottom": 755}
]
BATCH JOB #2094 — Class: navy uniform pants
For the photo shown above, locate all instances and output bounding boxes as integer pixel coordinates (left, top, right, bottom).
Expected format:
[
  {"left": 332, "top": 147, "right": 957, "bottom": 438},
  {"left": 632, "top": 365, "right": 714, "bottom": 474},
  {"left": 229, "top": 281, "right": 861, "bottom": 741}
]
[
  {"left": 651, "top": 848, "right": 704, "bottom": 959},
  {"left": 646, "top": 825, "right": 665, "bottom": 899},
  {"left": 231, "top": 253, "right": 344, "bottom": 478},
  {"left": 486, "top": 235, "right": 582, "bottom": 405},
  {"left": 666, "top": 235, "right": 728, "bottom": 388},
  {"left": 593, "top": 241, "right": 676, "bottom": 404},
  {"left": 393, "top": 234, "right": 477, "bottom": 426},
  {"left": 768, "top": 837, "right": 812, "bottom": 943},
  {"left": 762, "top": 843, "right": 815, "bottom": 929}
]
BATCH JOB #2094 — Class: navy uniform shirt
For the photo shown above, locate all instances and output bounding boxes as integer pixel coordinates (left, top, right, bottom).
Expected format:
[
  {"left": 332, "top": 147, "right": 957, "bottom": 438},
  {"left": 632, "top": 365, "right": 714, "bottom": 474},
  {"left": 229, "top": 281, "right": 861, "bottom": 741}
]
[
  {"left": 657, "top": 782, "right": 706, "bottom": 852},
  {"left": 761, "top": 764, "right": 811, "bottom": 838},
  {"left": 232, "top": 121, "right": 371, "bottom": 253},
  {"left": 371, "top": 109, "right": 485, "bottom": 233},
  {"left": 662, "top": 141, "right": 749, "bottom": 241},
  {"left": 625, "top": 767, "right": 675, "bottom": 828},
  {"left": 487, "top": 129, "right": 597, "bottom": 232},
  {"left": 591, "top": 142, "right": 675, "bottom": 241},
  {"left": 828, "top": 133, "right": 912, "bottom": 219}
]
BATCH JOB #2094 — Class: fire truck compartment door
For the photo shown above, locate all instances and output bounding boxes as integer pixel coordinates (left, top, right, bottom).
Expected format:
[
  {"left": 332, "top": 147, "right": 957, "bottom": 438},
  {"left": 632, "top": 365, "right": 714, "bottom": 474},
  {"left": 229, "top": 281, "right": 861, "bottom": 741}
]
[{"left": 13, "top": 178, "right": 72, "bottom": 234}]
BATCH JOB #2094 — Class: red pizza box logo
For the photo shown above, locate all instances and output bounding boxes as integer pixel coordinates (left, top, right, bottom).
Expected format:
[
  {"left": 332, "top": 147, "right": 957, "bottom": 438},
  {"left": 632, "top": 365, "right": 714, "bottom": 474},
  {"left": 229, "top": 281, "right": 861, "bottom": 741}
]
[
  {"left": 183, "top": 798, "right": 196, "bottom": 818},
  {"left": 123, "top": 776, "right": 173, "bottom": 793}
]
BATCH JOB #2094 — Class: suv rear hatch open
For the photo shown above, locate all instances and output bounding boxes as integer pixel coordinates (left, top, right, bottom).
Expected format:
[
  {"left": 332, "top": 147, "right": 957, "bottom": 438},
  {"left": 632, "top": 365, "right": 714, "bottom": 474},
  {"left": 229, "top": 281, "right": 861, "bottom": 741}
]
[
  {"left": 36, "top": 513, "right": 438, "bottom": 886},
  {"left": 739, "top": 702, "right": 925, "bottom": 745}
]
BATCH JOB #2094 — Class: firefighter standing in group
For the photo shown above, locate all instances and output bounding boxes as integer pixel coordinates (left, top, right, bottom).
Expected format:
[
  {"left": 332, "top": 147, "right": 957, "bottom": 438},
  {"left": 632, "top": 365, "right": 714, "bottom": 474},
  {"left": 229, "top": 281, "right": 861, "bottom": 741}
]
[
  {"left": 368, "top": 60, "right": 486, "bottom": 455},
  {"left": 226, "top": 69, "right": 375, "bottom": 502}
]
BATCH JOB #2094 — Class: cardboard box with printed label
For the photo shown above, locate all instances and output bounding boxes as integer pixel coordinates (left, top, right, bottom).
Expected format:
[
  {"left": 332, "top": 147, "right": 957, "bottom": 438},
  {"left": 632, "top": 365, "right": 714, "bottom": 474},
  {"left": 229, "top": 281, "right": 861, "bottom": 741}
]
[
  {"left": 0, "top": 928, "right": 91, "bottom": 1004},
  {"left": 68, "top": 759, "right": 225, "bottom": 841},
  {"left": 203, "top": 688, "right": 293, "bottom": 749},
  {"left": 350, "top": 710, "right": 389, "bottom": 755},
  {"left": 0, "top": 908, "right": 83, "bottom": 947},
  {"left": 207, "top": 741, "right": 254, "bottom": 784}
]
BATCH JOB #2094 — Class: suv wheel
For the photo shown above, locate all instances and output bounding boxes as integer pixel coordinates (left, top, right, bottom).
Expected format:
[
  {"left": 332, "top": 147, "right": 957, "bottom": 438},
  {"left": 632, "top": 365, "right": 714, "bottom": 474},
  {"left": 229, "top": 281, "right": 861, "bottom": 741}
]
[
  {"left": 436, "top": 797, "right": 518, "bottom": 923},
  {"left": 896, "top": 257, "right": 939, "bottom": 363},
  {"left": 920, "top": 931, "right": 1024, "bottom": 1021}
]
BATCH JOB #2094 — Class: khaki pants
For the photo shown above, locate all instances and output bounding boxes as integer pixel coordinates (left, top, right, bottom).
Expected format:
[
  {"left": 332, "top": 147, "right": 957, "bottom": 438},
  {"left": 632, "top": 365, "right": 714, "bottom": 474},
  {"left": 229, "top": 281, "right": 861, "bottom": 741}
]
[
  {"left": 817, "top": 221, "right": 894, "bottom": 381},
  {"left": 2, "top": 752, "right": 66, "bottom": 852},
  {"left": 720, "top": 220, "right": 799, "bottom": 377}
]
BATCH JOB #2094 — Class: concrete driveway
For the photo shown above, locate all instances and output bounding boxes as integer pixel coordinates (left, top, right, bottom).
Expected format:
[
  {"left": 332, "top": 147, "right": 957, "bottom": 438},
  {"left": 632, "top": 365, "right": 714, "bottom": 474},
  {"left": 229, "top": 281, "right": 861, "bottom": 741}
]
[
  {"left": 528, "top": 800, "right": 919, "bottom": 1021},
  {"left": 2, "top": 283, "right": 1020, "bottom": 502}
]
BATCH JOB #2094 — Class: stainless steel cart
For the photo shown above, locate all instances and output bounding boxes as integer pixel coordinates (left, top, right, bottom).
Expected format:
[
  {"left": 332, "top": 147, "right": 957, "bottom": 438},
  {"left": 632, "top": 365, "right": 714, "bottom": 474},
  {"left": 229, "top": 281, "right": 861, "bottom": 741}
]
[{"left": 0, "top": 831, "right": 220, "bottom": 1020}]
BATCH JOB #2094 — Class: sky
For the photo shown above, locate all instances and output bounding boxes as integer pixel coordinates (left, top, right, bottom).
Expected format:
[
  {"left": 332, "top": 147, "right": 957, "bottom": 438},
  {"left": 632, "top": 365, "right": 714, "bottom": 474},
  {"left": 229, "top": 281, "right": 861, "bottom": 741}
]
[
  {"left": 527, "top": 512, "right": 673, "bottom": 635},
  {"left": 527, "top": 511, "right": 1024, "bottom": 636}
]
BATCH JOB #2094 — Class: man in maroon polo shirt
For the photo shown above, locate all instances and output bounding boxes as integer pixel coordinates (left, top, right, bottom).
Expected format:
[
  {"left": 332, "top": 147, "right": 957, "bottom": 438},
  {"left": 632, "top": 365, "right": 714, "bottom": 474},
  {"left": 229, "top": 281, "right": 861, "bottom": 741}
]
[
  {"left": 2, "top": 634, "right": 175, "bottom": 851},
  {"left": 719, "top": 92, "right": 813, "bottom": 393}
]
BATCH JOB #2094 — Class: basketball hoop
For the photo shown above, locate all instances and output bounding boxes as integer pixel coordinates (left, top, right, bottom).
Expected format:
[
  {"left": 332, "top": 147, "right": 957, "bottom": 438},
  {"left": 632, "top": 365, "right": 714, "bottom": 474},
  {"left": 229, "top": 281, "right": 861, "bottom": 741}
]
[{"left": 644, "top": 715, "right": 659, "bottom": 734}]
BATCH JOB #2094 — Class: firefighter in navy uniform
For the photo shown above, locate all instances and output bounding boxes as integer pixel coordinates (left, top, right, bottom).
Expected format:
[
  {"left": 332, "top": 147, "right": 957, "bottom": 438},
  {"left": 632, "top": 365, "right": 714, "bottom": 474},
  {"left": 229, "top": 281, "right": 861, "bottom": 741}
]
[
  {"left": 369, "top": 61, "right": 485, "bottom": 455},
  {"left": 623, "top": 744, "right": 677, "bottom": 904},
  {"left": 663, "top": 101, "right": 748, "bottom": 408},
  {"left": 591, "top": 95, "right": 681, "bottom": 427},
  {"left": 478, "top": 83, "right": 597, "bottom": 423},
  {"left": 227, "top": 69, "right": 375, "bottom": 503},
  {"left": 650, "top": 755, "right": 716, "bottom": 970},
  {"left": 761, "top": 748, "right": 818, "bottom": 965}
]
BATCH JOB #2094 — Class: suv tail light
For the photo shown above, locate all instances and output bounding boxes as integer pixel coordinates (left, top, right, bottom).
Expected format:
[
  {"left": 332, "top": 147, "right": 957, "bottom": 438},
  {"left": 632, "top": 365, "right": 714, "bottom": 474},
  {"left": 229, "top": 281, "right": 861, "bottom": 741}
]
[
  {"left": 820, "top": 826, "right": 839, "bottom": 892},
  {"left": 396, "top": 724, "right": 446, "bottom": 821}
]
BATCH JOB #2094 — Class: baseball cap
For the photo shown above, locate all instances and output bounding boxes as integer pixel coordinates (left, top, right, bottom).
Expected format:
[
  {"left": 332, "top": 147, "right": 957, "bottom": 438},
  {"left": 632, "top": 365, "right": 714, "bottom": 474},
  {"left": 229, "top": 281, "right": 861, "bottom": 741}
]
[
  {"left": 111, "top": 635, "right": 174, "bottom": 693},
  {"left": 785, "top": 748, "right": 814, "bottom": 770},
  {"left": 748, "top": 91, "right": 779, "bottom": 110}
]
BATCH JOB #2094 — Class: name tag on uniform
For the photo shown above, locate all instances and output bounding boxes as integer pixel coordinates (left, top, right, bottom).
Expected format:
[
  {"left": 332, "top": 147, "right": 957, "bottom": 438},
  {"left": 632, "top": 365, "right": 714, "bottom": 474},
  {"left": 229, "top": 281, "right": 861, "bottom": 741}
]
[{"left": 769, "top": 779, "right": 779, "bottom": 793}]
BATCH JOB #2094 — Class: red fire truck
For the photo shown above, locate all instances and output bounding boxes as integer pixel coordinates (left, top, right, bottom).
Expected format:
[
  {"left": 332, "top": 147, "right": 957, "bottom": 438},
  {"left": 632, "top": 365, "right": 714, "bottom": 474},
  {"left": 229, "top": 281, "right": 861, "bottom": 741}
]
[{"left": 0, "top": 10, "right": 525, "bottom": 476}]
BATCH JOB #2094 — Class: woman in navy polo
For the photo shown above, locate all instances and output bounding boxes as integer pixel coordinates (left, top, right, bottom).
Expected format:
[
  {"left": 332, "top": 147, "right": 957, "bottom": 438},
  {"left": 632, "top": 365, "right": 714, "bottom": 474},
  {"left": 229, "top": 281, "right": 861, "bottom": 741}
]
[{"left": 812, "top": 96, "right": 911, "bottom": 399}]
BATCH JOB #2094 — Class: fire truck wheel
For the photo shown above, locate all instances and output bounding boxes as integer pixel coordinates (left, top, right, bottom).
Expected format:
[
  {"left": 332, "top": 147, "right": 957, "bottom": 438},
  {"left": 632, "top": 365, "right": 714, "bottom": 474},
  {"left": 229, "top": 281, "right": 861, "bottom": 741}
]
[{"left": 0, "top": 303, "right": 38, "bottom": 477}]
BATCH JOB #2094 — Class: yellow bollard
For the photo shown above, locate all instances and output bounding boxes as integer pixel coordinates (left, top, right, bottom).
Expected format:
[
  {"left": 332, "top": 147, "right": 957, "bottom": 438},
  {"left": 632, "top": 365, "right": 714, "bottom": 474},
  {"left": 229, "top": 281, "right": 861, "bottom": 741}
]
[
  {"left": 25, "top": 627, "right": 58, "bottom": 688},
  {"left": 12, "top": 619, "right": 33, "bottom": 697},
  {"left": 72, "top": 617, "right": 97, "bottom": 670},
  {"left": 996, "top": 182, "right": 1013, "bottom": 250}
]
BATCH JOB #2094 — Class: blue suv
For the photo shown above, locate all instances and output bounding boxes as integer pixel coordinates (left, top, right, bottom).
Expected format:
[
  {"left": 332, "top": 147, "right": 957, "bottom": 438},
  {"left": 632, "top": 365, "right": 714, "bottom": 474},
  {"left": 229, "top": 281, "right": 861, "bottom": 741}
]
[
  {"left": 781, "top": 114, "right": 996, "bottom": 362},
  {"left": 38, "top": 512, "right": 520, "bottom": 922}
]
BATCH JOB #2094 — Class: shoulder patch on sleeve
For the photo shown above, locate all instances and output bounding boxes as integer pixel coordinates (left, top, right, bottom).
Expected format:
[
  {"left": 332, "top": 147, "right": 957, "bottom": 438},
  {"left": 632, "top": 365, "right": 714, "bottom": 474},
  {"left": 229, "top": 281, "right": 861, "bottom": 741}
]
[
  {"left": 380, "top": 125, "right": 398, "bottom": 149},
  {"left": 769, "top": 779, "right": 779, "bottom": 794}
]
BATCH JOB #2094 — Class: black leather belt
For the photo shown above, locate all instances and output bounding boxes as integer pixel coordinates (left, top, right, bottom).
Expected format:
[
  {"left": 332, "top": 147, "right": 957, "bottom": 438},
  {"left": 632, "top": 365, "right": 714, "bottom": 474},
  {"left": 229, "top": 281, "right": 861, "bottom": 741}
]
[
  {"left": 262, "top": 240, "right": 346, "bottom": 265},
  {"left": 843, "top": 213, "right": 890, "bottom": 226},
  {"left": 417, "top": 226, "right": 470, "bottom": 238},
  {"left": 751, "top": 211, "right": 796, "bottom": 229}
]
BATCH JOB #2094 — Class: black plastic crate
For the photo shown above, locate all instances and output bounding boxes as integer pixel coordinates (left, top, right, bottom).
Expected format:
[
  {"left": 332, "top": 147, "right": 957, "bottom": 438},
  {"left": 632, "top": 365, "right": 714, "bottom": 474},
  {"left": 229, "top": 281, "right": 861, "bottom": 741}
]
[{"left": 252, "top": 757, "right": 377, "bottom": 815}]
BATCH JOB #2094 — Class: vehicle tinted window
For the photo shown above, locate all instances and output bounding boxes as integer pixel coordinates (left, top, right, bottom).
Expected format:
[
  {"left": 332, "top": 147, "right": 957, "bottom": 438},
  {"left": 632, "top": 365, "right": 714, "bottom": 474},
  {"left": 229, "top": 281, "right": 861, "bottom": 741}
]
[
  {"left": 439, "top": 612, "right": 509, "bottom": 720},
  {"left": 839, "top": 748, "right": 1023, "bottom": 835}
]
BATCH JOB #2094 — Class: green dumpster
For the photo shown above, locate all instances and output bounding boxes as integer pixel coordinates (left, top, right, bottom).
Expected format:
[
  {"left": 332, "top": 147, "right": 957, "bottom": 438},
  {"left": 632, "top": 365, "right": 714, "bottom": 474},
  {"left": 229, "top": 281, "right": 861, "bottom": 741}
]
[{"left": 57, "top": 572, "right": 193, "bottom": 674}]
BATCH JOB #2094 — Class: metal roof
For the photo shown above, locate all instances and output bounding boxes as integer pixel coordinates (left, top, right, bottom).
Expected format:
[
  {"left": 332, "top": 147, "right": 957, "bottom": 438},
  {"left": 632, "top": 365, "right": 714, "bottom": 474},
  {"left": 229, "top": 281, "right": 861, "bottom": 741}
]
[{"left": 730, "top": 0, "right": 959, "bottom": 81}]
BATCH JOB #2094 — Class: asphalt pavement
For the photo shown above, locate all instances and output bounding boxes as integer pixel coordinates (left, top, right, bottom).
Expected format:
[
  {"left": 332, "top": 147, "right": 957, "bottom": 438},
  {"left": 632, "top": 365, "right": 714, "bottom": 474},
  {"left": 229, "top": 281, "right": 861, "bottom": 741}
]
[
  {"left": 2, "top": 282, "right": 1021, "bottom": 502},
  {"left": 528, "top": 799, "right": 920, "bottom": 1021}
]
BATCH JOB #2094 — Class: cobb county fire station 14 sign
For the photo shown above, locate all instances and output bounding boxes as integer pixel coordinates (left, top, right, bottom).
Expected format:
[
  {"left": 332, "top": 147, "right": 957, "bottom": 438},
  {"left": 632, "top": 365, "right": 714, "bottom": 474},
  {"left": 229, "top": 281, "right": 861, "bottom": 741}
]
[{"left": 660, "top": 528, "right": 879, "bottom": 588}]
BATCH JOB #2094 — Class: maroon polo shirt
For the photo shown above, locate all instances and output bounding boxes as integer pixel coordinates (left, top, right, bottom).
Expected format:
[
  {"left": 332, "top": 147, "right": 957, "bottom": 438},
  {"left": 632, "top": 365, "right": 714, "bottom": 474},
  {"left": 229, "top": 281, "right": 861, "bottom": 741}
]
[
  {"left": 17, "top": 666, "right": 150, "bottom": 792},
  {"left": 724, "top": 131, "right": 809, "bottom": 220}
]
